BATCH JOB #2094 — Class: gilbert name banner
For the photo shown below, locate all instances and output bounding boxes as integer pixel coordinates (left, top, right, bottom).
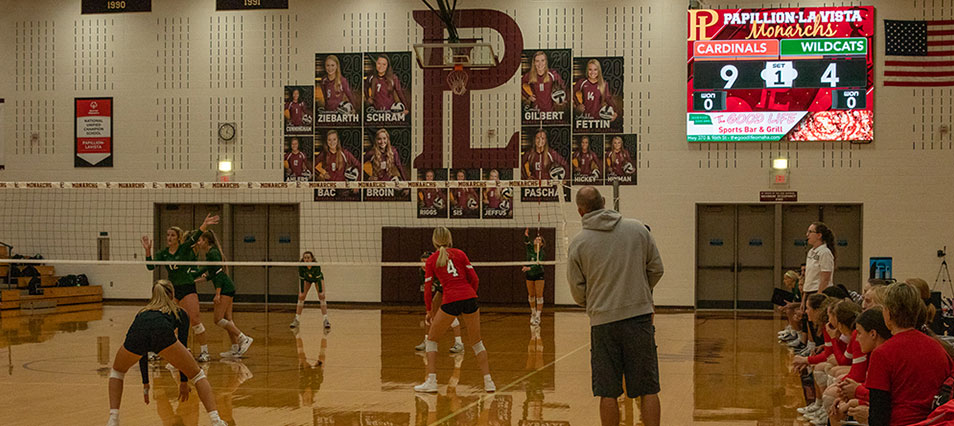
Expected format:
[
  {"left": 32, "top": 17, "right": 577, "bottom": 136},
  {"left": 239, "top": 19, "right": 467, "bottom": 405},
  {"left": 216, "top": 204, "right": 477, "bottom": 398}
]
[{"left": 75, "top": 98, "right": 113, "bottom": 167}]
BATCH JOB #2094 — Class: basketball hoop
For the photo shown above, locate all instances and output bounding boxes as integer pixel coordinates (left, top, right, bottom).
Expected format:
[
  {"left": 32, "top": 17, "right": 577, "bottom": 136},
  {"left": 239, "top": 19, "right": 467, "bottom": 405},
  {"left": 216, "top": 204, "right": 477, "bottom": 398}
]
[{"left": 447, "top": 64, "right": 468, "bottom": 96}]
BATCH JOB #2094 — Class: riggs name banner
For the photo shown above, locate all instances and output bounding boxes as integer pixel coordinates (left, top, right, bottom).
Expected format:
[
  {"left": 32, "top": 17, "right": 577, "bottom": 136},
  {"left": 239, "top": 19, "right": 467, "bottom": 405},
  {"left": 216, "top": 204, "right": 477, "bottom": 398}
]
[
  {"left": 315, "top": 53, "right": 362, "bottom": 127},
  {"left": 686, "top": 7, "right": 874, "bottom": 142},
  {"left": 416, "top": 169, "right": 448, "bottom": 218},
  {"left": 449, "top": 168, "right": 481, "bottom": 219},
  {"left": 363, "top": 52, "right": 412, "bottom": 128},
  {"left": 521, "top": 126, "right": 570, "bottom": 202},
  {"left": 521, "top": 49, "right": 572, "bottom": 126},
  {"left": 362, "top": 127, "right": 410, "bottom": 201},
  {"left": 283, "top": 86, "right": 313, "bottom": 135},
  {"left": 482, "top": 168, "right": 514, "bottom": 219},
  {"left": 604, "top": 134, "right": 637, "bottom": 185},
  {"left": 75, "top": 97, "right": 113, "bottom": 167},
  {"left": 313, "top": 128, "right": 362, "bottom": 201},
  {"left": 572, "top": 57, "right": 624, "bottom": 134}
]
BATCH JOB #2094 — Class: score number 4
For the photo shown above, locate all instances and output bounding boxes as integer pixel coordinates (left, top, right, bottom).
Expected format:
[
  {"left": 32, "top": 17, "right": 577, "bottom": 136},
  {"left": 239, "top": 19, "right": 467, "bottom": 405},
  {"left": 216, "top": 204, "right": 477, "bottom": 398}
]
[{"left": 720, "top": 62, "right": 841, "bottom": 89}]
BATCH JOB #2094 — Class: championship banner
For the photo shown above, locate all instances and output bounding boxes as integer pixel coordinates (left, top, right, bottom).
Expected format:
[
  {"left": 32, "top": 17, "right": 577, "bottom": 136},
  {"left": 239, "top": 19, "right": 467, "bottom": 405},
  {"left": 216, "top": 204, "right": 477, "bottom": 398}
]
[
  {"left": 521, "top": 49, "right": 572, "bottom": 127},
  {"left": 571, "top": 135, "right": 603, "bottom": 186},
  {"left": 572, "top": 57, "right": 624, "bottom": 134},
  {"left": 75, "top": 97, "right": 113, "bottom": 167},
  {"left": 604, "top": 134, "right": 637, "bottom": 185},
  {"left": 363, "top": 52, "right": 412, "bottom": 128},
  {"left": 313, "top": 128, "right": 361, "bottom": 201},
  {"left": 283, "top": 85, "right": 314, "bottom": 135},
  {"left": 315, "top": 53, "right": 362, "bottom": 127},
  {"left": 415, "top": 168, "right": 448, "bottom": 218},
  {"left": 82, "top": 0, "right": 151, "bottom": 14},
  {"left": 481, "top": 168, "right": 514, "bottom": 219},
  {"left": 362, "top": 127, "right": 411, "bottom": 201},
  {"left": 449, "top": 168, "right": 481, "bottom": 219},
  {"left": 283, "top": 136, "right": 313, "bottom": 182},
  {"left": 687, "top": 7, "right": 874, "bottom": 142},
  {"left": 521, "top": 126, "right": 570, "bottom": 202}
]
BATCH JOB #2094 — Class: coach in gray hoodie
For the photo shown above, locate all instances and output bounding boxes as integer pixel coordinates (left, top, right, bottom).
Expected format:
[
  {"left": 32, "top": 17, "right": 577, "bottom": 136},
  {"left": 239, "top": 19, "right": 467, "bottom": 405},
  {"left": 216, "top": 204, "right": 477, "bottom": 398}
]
[{"left": 567, "top": 186, "right": 663, "bottom": 426}]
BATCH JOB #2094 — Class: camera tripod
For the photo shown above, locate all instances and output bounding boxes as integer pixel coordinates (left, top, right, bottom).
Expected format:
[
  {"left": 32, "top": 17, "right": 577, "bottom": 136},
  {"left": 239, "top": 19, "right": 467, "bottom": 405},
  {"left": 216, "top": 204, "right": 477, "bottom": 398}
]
[{"left": 935, "top": 249, "right": 953, "bottom": 297}]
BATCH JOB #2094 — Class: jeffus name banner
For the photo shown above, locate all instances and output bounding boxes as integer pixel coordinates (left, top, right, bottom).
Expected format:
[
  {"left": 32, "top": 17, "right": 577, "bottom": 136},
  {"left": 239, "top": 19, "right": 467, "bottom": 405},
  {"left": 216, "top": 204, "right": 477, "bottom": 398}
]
[{"left": 75, "top": 98, "right": 113, "bottom": 167}]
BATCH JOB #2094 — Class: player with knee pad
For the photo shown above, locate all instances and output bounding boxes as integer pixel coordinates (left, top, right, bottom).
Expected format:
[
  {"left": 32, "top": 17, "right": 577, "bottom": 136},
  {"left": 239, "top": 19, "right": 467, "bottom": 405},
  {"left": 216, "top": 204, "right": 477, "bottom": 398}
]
[
  {"left": 414, "top": 227, "right": 495, "bottom": 394},
  {"left": 415, "top": 251, "right": 464, "bottom": 353},
  {"left": 292, "top": 251, "right": 331, "bottom": 329},
  {"left": 106, "top": 280, "right": 226, "bottom": 426},
  {"left": 193, "top": 230, "right": 253, "bottom": 358}
]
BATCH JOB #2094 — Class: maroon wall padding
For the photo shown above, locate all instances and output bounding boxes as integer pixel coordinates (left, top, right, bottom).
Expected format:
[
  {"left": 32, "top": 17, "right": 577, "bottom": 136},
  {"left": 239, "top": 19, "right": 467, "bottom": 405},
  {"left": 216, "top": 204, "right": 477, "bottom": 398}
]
[{"left": 381, "top": 227, "right": 557, "bottom": 305}]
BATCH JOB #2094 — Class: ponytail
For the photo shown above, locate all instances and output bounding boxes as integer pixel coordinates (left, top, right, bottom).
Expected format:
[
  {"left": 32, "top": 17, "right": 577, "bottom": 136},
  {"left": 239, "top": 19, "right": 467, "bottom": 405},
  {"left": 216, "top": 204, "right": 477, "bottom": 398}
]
[
  {"left": 140, "top": 280, "right": 180, "bottom": 320},
  {"left": 812, "top": 221, "right": 836, "bottom": 261},
  {"left": 432, "top": 227, "right": 453, "bottom": 267},
  {"left": 437, "top": 247, "right": 449, "bottom": 268}
]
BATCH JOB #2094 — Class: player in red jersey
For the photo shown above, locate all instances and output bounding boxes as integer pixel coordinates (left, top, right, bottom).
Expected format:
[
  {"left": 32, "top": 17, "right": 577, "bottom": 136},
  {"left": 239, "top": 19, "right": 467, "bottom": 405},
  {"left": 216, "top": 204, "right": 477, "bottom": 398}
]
[
  {"left": 572, "top": 136, "right": 601, "bottom": 180},
  {"left": 285, "top": 88, "right": 307, "bottom": 126},
  {"left": 574, "top": 59, "right": 618, "bottom": 121},
  {"left": 450, "top": 169, "right": 479, "bottom": 215},
  {"left": 320, "top": 55, "right": 358, "bottom": 113},
  {"left": 522, "top": 129, "right": 569, "bottom": 180},
  {"left": 363, "top": 128, "right": 406, "bottom": 181},
  {"left": 316, "top": 130, "right": 359, "bottom": 181},
  {"left": 284, "top": 138, "right": 310, "bottom": 181},
  {"left": 415, "top": 227, "right": 496, "bottom": 394},
  {"left": 606, "top": 136, "right": 634, "bottom": 179},
  {"left": 522, "top": 51, "right": 567, "bottom": 112},
  {"left": 418, "top": 169, "right": 446, "bottom": 210},
  {"left": 366, "top": 54, "right": 409, "bottom": 114}
]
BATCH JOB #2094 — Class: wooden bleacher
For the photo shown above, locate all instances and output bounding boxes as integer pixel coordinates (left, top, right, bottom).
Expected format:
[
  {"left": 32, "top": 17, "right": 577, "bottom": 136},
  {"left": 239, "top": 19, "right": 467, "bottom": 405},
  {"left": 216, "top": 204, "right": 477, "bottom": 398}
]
[{"left": 0, "top": 256, "right": 103, "bottom": 317}]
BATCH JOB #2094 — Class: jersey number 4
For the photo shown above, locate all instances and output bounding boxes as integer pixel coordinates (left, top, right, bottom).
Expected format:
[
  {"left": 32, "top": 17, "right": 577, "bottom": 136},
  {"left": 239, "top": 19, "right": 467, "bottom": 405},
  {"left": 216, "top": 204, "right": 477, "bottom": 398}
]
[{"left": 446, "top": 259, "right": 459, "bottom": 277}]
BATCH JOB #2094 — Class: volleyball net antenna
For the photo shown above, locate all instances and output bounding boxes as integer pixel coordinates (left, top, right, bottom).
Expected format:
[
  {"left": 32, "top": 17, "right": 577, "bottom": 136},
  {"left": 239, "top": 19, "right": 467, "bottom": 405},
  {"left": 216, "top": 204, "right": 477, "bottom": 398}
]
[{"left": 0, "top": 180, "right": 572, "bottom": 275}]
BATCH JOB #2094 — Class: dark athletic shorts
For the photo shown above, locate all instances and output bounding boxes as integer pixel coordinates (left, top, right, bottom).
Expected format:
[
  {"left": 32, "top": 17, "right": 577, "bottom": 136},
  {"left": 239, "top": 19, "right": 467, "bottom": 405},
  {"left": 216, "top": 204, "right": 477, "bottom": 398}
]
[
  {"left": 220, "top": 290, "right": 235, "bottom": 298},
  {"left": 591, "top": 313, "right": 660, "bottom": 398},
  {"left": 440, "top": 298, "right": 479, "bottom": 316},
  {"left": 174, "top": 283, "right": 197, "bottom": 301},
  {"left": 525, "top": 271, "right": 544, "bottom": 281},
  {"left": 300, "top": 279, "right": 324, "bottom": 294},
  {"left": 123, "top": 312, "right": 178, "bottom": 356}
]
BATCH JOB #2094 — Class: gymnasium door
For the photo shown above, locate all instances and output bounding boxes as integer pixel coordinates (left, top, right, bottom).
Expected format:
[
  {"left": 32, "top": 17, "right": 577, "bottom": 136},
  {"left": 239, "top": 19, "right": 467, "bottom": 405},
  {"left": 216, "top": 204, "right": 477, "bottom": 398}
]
[
  {"left": 696, "top": 205, "right": 776, "bottom": 309},
  {"left": 781, "top": 204, "right": 862, "bottom": 292},
  {"left": 231, "top": 204, "right": 300, "bottom": 304}
]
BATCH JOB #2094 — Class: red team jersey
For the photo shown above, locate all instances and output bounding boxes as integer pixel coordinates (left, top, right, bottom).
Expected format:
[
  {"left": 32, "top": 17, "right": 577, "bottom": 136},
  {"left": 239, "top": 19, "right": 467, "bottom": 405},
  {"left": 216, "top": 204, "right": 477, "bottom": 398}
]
[
  {"left": 321, "top": 77, "right": 357, "bottom": 111},
  {"left": 522, "top": 70, "right": 565, "bottom": 112},
  {"left": 315, "top": 149, "right": 359, "bottom": 181},
  {"left": 419, "top": 188, "right": 445, "bottom": 208},
  {"left": 284, "top": 151, "right": 308, "bottom": 177},
  {"left": 424, "top": 248, "right": 479, "bottom": 311},
  {"left": 363, "top": 147, "right": 407, "bottom": 181},
  {"left": 842, "top": 330, "right": 869, "bottom": 383},
  {"left": 285, "top": 100, "right": 306, "bottom": 126},
  {"left": 573, "top": 150, "right": 600, "bottom": 176},
  {"left": 522, "top": 149, "right": 569, "bottom": 180},
  {"left": 607, "top": 149, "right": 633, "bottom": 176},
  {"left": 367, "top": 74, "right": 408, "bottom": 111},
  {"left": 866, "top": 330, "right": 953, "bottom": 426},
  {"left": 575, "top": 79, "right": 616, "bottom": 119}
]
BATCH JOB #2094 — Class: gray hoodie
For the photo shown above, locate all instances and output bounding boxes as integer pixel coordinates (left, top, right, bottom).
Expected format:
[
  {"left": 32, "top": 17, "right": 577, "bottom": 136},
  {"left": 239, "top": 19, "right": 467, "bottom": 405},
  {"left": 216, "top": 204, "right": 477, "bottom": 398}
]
[{"left": 567, "top": 209, "right": 663, "bottom": 326}]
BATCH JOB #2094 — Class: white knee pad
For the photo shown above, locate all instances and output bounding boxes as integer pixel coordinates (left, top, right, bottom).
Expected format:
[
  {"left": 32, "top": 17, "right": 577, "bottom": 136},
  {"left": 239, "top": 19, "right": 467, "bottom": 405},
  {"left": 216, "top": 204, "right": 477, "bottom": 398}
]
[
  {"left": 109, "top": 368, "right": 125, "bottom": 380},
  {"left": 216, "top": 318, "right": 230, "bottom": 328},
  {"left": 813, "top": 369, "right": 828, "bottom": 387},
  {"left": 451, "top": 318, "right": 460, "bottom": 328},
  {"left": 190, "top": 369, "right": 207, "bottom": 384},
  {"left": 536, "top": 297, "right": 544, "bottom": 305},
  {"left": 425, "top": 340, "right": 438, "bottom": 353},
  {"left": 472, "top": 340, "right": 486, "bottom": 355},
  {"left": 192, "top": 323, "right": 206, "bottom": 334}
]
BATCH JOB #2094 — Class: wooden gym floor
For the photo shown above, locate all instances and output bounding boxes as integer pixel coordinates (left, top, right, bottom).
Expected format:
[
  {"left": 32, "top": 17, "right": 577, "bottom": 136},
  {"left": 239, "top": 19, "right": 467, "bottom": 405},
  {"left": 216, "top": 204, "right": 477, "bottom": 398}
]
[{"left": 0, "top": 306, "right": 807, "bottom": 425}]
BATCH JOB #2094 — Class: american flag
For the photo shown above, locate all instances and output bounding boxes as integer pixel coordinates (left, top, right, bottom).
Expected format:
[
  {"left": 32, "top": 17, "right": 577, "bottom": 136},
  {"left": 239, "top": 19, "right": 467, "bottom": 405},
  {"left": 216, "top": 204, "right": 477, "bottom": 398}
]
[{"left": 884, "top": 19, "right": 954, "bottom": 87}]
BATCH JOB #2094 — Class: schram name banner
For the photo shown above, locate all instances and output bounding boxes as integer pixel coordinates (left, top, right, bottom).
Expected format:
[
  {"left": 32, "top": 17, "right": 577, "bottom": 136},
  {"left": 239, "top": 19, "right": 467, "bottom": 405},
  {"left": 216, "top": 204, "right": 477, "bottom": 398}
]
[
  {"left": 75, "top": 98, "right": 113, "bottom": 167},
  {"left": 687, "top": 7, "right": 874, "bottom": 142}
]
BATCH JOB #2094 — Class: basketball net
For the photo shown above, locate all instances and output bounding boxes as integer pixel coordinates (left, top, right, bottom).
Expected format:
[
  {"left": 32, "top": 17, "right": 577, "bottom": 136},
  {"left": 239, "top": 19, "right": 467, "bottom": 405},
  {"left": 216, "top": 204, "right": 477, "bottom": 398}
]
[{"left": 447, "top": 64, "right": 468, "bottom": 96}]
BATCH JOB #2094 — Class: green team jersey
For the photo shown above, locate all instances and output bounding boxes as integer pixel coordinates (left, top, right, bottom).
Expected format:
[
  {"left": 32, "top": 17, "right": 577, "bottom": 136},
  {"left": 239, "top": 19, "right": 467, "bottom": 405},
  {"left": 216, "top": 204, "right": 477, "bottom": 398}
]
[
  {"left": 194, "top": 247, "right": 235, "bottom": 294},
  {"left": 147, "top": 230, "right": 202, "bottom": 286},
  {"left": 525, "top": 236, "right": 545, "bottom": 275},
  {"left": 299, "top": 266, "right": 323, "bottom": 284}
]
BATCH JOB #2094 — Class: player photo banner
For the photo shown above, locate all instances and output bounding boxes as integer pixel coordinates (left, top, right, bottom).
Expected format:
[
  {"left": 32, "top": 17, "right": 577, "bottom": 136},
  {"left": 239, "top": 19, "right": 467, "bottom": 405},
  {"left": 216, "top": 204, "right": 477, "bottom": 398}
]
[
  {"left": 520, "top": 126, "right": 570, "bottom": 202},
  {"left": 75, "top": 97, "right": 113, "bottom": 167},
  {"left": 521, "top": 49, "right": 572, "bottom": 127},
  {"left": 283, "top": 86, "right": 313, "bottom": 135},
  {"left": 415, "top": 169, "right": 448, "bottom": 218},
  {"left": 362, "top": 127, "right": 411, "bottom": 201},
  {"left": 604, "top": 134, "right": 637, "bottom": 185},
  {"left": 315, "top": 53, "right": 362, "bottom": 127},
  {"left": 686, "top": 7, "right": 874, "bottom": 142},
  {"left": 571, "top": 135, "right": 604, "bottom": 186},
  {"left": 482, "top": 168, "right": 514, "bottom": 219},
  {"left": 572, "top": 57, "right": 624, "bottom": 134},
  {"left": 283, "top": 136, "right": 313, "bottom": 182},
  {"left": 449, "top": 168, "right": 482, "bottom": 219},
  {"left": 363, "top": 52, "right": 412, "bottom": 128},
  {"left": 313, "top": 128, "right": 362, "bottom": 201}
]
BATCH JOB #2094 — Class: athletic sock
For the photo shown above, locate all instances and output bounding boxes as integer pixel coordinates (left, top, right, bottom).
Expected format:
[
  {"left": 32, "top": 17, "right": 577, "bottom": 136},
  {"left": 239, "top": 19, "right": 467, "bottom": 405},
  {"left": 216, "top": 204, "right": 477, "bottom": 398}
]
[
  {"left": 238, "top": 333, "right": 247, "bottom": 341},
  {"left": 109, "top": 409, "right": 119, "bottom": 416},
  {"left": 295, "top": 314, "right": 301, "bottom": 321},
  {"left": 209, "top": 410, "right": 222, "bottom": 422},
  {"left": 455, "top": 336, "right": 463, "bottom": 345},
  {"left": 425, "top": 373, "right": 437, "bottom": 383},
  {"left": 200, "top": 345, "right": 209, "bottom": 354},
  {"left": 323, "top": 314, "right": 328, "bottom": 321}
]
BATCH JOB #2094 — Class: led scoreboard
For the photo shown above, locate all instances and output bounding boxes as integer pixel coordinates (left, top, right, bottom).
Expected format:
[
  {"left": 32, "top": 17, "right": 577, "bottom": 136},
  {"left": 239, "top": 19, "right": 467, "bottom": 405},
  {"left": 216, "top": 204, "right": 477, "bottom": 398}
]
[{"left": 687, "top": 7, "right": 874, "bottom": 142}]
